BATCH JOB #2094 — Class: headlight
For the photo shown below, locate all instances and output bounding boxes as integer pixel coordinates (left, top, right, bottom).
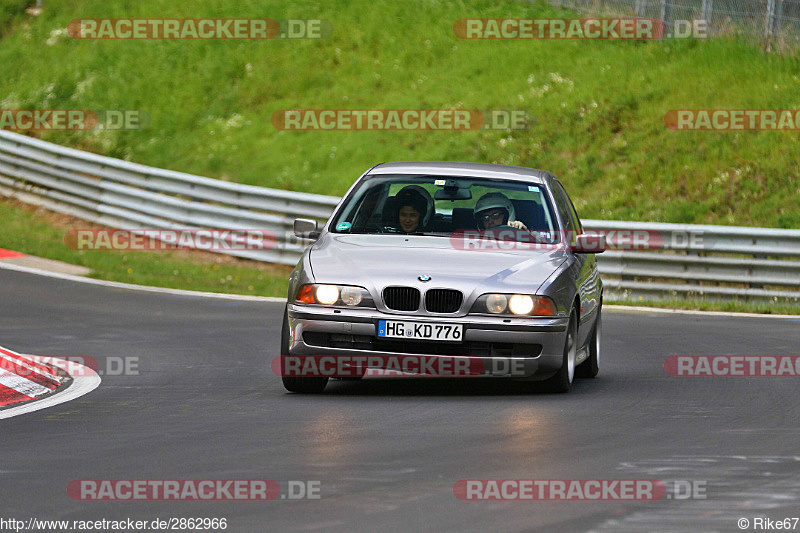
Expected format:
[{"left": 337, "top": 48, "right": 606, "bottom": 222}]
[
  {"left": 508, "top": 294, "right": 534, "bottom": 315},
  {"left": 485, "top": 294, "right": 508, "bottom": 314},
  {"left": 315, "top": 285, "right": 339, "bottom": 305},
  {"left": 471, "top": 294, "right": 558, "bottom": 317},
  {"left": 340, "top": 286, "right": 363, "bottom": 306},
  {"left": 293, "top": 284, "right": 374, "bottom": 307}
]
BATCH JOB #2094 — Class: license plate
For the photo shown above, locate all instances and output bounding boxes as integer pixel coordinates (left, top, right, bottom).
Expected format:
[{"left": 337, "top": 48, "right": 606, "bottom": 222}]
[{"left": 377, "top": 320, "right": 462, "bottom": 342}]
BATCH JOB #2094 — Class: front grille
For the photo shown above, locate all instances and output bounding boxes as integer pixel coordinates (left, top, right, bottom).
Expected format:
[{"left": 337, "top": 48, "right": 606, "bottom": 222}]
[
  {"left": 425, "top": 289, "right": 463, "bottom": 313},
  {"left": 383, "top": 286, "right": 421, "bottom": 311}
]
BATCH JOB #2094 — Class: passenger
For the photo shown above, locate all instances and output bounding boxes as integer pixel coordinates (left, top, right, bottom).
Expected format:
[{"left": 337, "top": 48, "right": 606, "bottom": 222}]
[{"left": 473, "top": 192, "right": 528, "bottom": 231}]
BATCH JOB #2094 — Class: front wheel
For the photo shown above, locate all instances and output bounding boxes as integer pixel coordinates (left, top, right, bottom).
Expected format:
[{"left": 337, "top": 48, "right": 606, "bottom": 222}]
[
  {"left": 540, "top": 310, "right": 577, "bottom": 393},
  {"left": 576, "top": 306, "right": 600, "bottom": 379},
  {"left": 280, "top": 306, "right": 328, "bottom": 393}
]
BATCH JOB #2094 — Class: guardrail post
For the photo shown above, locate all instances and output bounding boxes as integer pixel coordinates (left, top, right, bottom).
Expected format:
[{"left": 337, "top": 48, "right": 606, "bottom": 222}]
[
  {"left": 686, "top": 249, "right": 700, "bottom": 285},
  {"left": 750, "top": 251, "right": 767, "bottom": 288}
]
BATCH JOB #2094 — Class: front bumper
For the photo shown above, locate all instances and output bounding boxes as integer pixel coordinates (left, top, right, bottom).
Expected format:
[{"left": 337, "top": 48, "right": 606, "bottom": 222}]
[{"left": 286, "top": 304, "right": 569, "bottom": 379}]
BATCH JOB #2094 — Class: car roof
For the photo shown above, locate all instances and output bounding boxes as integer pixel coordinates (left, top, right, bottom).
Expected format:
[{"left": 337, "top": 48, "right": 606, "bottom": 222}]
[{"left": 368, "top": 161, "right": 553, "bottom": 184}]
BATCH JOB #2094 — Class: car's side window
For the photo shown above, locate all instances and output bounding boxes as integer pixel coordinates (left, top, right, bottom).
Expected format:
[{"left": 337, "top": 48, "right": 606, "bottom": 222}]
[
  {"left": 556, "top": 181, "right": 583, "bottom": 234},
  {"left": 551, "top": 181, "right": 576, "bottom": 233}
]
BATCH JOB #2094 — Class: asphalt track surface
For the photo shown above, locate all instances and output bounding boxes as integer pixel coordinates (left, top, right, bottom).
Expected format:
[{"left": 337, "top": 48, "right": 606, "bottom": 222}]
[{"left": 1, "top": 267, "right": 799, "bottom": 532}]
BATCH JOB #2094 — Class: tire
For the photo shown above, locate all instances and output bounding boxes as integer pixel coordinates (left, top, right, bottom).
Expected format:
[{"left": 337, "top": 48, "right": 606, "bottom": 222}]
[
  {"left": 280, "top": 306, "right": 328, "bottom": 394},
  {"left": 576, "top": 306, "right": 600, "bottom": 379},
  {"left": 541, "top": 310, "right": 577, "bottom": 393}
]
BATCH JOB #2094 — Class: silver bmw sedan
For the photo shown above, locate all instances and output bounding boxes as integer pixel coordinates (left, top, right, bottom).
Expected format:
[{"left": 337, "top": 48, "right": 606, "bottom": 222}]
[{"left": 281, "top": 162, "right": 604, "bottom": 393}]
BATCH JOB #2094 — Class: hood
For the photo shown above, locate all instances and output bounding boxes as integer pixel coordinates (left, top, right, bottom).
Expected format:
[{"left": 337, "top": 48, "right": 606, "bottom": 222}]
[{"left": 307, "top": 233, "right": 568, "bottom": 300}]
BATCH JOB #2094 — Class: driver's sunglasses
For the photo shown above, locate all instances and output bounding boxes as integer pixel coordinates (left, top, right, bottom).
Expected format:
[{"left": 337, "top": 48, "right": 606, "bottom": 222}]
[{"left": 480, "top": 210, "right": 505, "bottom": 222}]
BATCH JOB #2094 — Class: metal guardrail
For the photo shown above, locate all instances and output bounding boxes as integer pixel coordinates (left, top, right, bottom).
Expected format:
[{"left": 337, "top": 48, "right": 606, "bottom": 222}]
[
  {"left": 582, "top": 220, "right": 800, "bottom": 302},
  {"left": 0, "top": 130, "right": 798, "bottom": 304},
  {"left": 0, "top": 131, "right": 340, "bottom": 265}
]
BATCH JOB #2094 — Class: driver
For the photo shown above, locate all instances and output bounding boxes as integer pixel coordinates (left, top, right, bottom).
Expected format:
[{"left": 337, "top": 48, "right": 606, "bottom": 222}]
[
  {"left": 473, "top": 192, "right": 528, "bottom": 230},
  {"left": 394, "top": 188, "right": 429, "bottom": 233},
  {"left": 397, "top": 185, "right": 434, "bottom": 230}
]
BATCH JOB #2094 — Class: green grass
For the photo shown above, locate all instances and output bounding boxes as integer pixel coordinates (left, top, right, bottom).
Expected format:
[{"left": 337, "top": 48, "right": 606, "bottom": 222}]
[
  {"left": 0, "top": 0, "right": 799, "bottom": 311},
  {"left": 0, "top": 0, "right": 29, "bottom": 38},
  {"left": 2, "top": 0, "right": 799, "bottom": 227}
]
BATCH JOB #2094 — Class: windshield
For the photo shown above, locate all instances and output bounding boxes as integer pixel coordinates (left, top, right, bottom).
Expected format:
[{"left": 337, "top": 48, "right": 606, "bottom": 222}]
[{"left": 329, "top": 174, "right": 559, "bottom": 243}]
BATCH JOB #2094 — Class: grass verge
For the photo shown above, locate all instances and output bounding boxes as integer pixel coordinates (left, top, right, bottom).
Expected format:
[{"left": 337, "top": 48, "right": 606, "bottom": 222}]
[{"left": 0, "top": 198, "right": 292, "bottom": 297}]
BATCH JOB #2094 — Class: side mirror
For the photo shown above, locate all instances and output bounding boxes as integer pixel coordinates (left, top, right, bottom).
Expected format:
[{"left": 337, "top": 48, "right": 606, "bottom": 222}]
[
  {"left": 294, "top": 218, "right": 320, "bottom": 240},
  {"left": 572, "top": 233, "right": 605, "bottom": 254}
]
